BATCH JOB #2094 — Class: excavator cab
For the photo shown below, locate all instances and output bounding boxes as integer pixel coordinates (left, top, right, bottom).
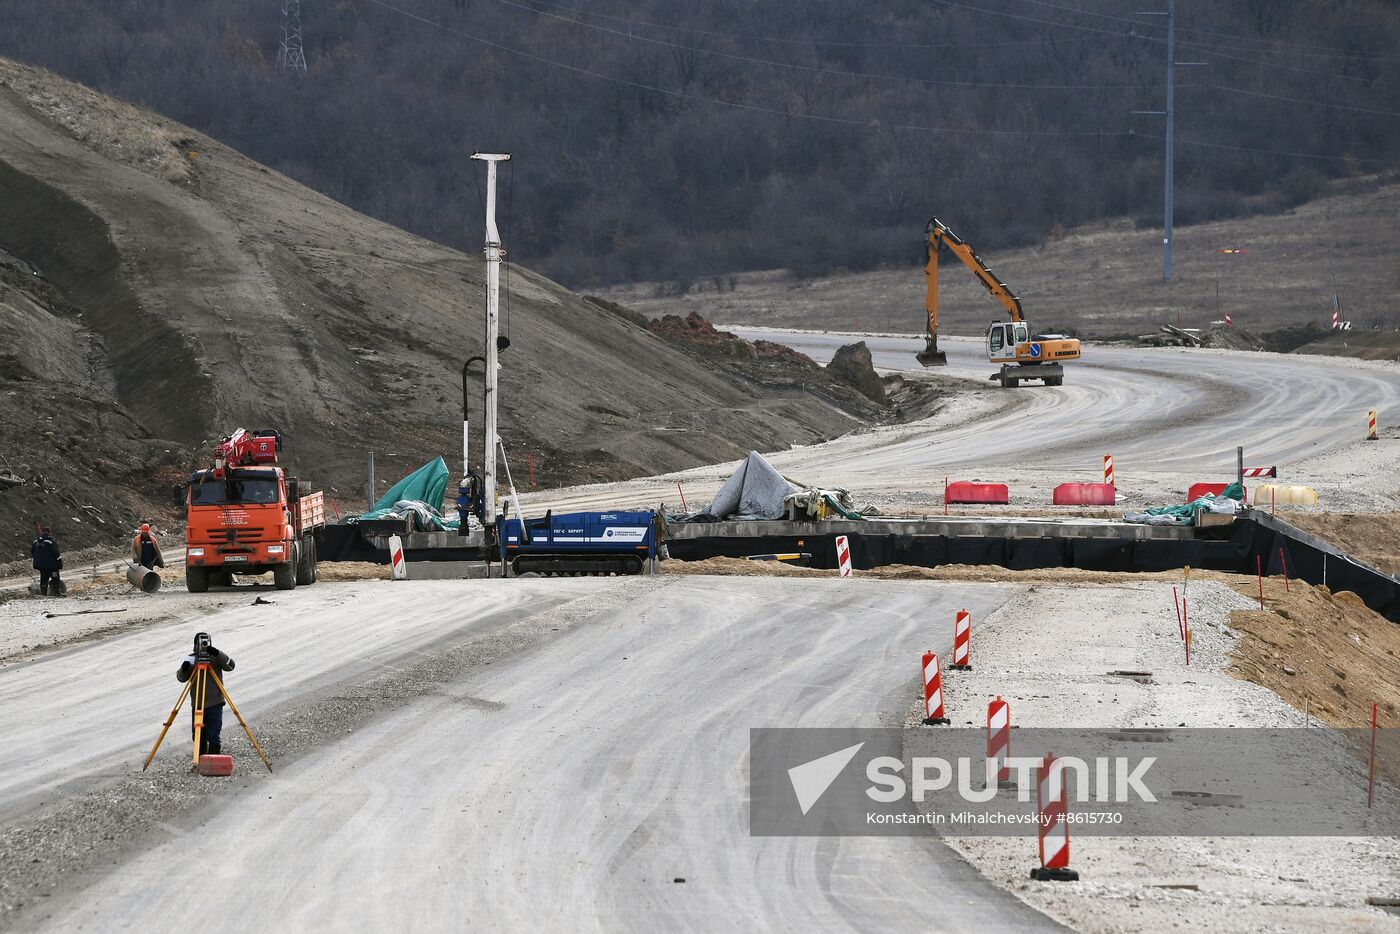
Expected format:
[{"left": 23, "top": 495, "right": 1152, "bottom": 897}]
[{"left": 986, "top": 322, "right": 1029, "bottom": 364}]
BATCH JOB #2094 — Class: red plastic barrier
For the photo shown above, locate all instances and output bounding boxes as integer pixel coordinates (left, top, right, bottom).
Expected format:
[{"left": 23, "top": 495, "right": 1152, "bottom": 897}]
[
  {"left": 1186, "top": 482, "right": 1227, "bottom": 502},
  {"left": 1052, "top": 482, "right": 1116, "bottom": 506},
  {"left": 945, "top": 481, "right": 1010, "bottom": 505}
]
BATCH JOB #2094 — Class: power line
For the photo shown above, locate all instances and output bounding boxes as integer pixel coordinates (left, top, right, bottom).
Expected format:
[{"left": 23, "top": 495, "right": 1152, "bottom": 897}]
[
  {"left": 1136, "top": 131, "right": 1400, "bottom": 166},
  {"left": 491, "top": 0, "right": 1161, "bottom": 91},
  {"left": 1016, "top": 0, "right": 1400, "bottom": 60},
  {"left": 1174, "top": 37, "right": 1397, "bottom": 86},
  {"left": 361, "top": 0, "right": 1133, "bottom": 137},
  {"left": 1209, "top": 83, "right": 1400, "bottom": 119},
  {"left": 503, "top": 0, "right": 1109, "bottom": 50},
  {"left": 929, "top": 0, "right": 1146, "bottom": 39}
]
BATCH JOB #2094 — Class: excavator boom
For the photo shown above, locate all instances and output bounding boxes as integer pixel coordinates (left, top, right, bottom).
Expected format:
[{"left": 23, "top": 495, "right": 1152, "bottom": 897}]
[
  {"left": 916, "top": 216, "right": 1080, "bottom": 385},
  {"left": 918, "top": 217, "right": 1025, "bottom": 367}
]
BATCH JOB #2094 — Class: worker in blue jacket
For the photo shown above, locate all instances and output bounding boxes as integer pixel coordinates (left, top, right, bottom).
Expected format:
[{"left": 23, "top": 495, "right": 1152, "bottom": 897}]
[
  {"left": 31, "top": 527, "right": 62, "bottom": 596},
  {"left": 177, "top": 632, "right": 236, "bottom": 756}
]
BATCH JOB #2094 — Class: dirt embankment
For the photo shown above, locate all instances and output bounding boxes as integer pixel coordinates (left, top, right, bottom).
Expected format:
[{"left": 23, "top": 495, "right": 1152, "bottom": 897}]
[
  {"left": 1295, "top": 329, "right": 1400, "bottom": 363},
  {"left": 1280, "top": 511, "right": 1400, "bottom": 577},
  {"left": 0, "top": 57, "right": 882, "bottom": 555},
  {"left": 1227, "top": 576, "right": 1400, "bottom": 729},
  {"left": 645, "top": 311, "right": 895, "bottom": 410}
]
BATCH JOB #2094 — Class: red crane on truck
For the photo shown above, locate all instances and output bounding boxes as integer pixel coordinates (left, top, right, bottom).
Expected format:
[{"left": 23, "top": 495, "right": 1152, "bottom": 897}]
[{"left": 184, "top": 428, "right": 325, "bottom": 593}]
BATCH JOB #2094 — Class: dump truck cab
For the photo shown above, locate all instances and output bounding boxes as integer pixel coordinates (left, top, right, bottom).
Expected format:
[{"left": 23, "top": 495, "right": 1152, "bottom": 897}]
[{"left": 184, "top": 428, "right": 324, "bottom": 592}]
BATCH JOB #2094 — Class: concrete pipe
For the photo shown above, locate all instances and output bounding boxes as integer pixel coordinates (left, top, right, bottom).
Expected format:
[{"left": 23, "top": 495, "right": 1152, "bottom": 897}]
[{"left": 126, "top": 562, "right": 161, "bottom": 594}]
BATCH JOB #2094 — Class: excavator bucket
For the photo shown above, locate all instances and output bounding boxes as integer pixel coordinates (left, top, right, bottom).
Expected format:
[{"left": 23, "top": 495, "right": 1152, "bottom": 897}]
[{"left": 916, "top": 339, "right": 947, "bottom": 367}]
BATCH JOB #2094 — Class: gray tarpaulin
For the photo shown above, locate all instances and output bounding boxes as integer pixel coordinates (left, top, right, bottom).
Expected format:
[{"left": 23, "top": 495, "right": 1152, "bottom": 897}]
[{"left": 706, "top": 451, "right": 797, "bottom": 520}]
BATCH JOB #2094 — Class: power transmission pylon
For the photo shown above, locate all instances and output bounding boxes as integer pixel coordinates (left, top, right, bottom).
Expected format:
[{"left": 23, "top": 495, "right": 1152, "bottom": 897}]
[
  {"left": 1132, "top": 0, "right": 1206, "bottom": 282},
  {"left": 277, "top": 0, "right": 308, "bottom": 72}
]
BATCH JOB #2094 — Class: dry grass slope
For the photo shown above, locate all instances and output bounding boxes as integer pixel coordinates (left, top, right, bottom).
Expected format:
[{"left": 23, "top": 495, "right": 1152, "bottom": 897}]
[{"left": 600, "top": 176, "right": 1400, "bottom": 340}]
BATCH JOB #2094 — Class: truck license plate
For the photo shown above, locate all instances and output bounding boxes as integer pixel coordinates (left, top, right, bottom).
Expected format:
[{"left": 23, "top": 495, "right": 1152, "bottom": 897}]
[{"left": 223, "top": 555, "right": 249, "bottom": 562}]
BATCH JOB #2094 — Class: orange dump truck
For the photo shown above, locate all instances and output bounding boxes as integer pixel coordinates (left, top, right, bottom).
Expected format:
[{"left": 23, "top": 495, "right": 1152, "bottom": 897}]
[{"left": 184, "top": 429, "right": 325, "bottom": 592}]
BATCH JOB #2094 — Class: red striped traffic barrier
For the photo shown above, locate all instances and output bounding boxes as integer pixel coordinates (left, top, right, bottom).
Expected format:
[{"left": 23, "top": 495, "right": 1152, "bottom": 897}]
[
  {"left": 1241, "top": 466, "right": 1277, "bottom": 478},
  {"left": 951, "top": 609, "right": 972, "bottom": 670},
  {"left": 1103, "top": 453, "right": 1115, "bottom": 487},
  {"left": 1052, "top": 482, "right": 1116, "bottom": 506},
  {"left": 389, "top": 534, "right": 407, "bottom": 581},
  {"left": 921, "top": 650, "right": 949, "bottom": 725},
  {"left": 835, "top": 535, "right": 853, "bottom": 578},
  {"left": 1368, "top": 410, "right": 1379, "bottom": 441},
  {"left": 987, "top": 696, "right": 1010, "bottom": 784},
  {"left": 1031, "top": 752, "right": 1079, "bottom": 881},
  {"left": 945, "top": 481, "right": 1009, "bottom": 505}
]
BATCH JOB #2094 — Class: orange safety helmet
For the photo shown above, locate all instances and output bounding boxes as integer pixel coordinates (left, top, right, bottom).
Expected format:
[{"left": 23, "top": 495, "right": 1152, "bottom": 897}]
[{"left": 140, "top": 523, "right": 151, "bottom": 533}]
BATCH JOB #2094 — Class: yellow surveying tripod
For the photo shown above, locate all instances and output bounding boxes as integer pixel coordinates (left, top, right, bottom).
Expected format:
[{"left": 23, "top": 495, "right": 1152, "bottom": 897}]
[{"left": 143, "top": 659, "right": 272, "bottom": 772}]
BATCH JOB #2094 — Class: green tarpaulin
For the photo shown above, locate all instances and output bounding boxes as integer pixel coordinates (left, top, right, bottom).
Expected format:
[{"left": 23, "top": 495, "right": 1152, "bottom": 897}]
[
  {"left": 348, "top": 457, "right": 458, "bottom": 530},
  {"left": 1135, "top": 481, "right": 1245, "bottom": 525},
  {"left": 371, "top": 456, "right": 449, "bottom": 512}
]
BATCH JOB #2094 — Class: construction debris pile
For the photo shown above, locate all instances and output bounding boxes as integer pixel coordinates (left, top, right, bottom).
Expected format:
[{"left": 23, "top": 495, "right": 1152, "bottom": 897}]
[
  {"left": 1124, "top": 481, "right": 1244, "bottom": 526},
  {"left": 677, "top": 451, "right": 870, "bottom": 522}
]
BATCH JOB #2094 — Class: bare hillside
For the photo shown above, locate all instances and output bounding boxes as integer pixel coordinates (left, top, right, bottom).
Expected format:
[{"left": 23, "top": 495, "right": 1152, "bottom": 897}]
[
  {"left": 599, "top": 177, "right": 1400, "bottom": 339},
  {"left": 0, "top": 59, "right": 880, "bottom": 557}
]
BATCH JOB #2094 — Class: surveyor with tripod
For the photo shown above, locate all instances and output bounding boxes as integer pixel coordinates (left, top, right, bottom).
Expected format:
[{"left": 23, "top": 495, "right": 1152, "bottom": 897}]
[
  {"left": 144, "top": 631, "right": 270, "bottom": 773},
  {"left": 177, "top": 632, "right": 235, "bottom": 756}
]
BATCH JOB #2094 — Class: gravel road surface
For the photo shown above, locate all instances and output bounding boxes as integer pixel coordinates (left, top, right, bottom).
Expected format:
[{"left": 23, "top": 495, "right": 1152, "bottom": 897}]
[
  {"left": 16, "top": 576, "right": 1056, "bottom": 933},
  {"left": 0, "top": 579, "right": 599, "bottom": 820}
]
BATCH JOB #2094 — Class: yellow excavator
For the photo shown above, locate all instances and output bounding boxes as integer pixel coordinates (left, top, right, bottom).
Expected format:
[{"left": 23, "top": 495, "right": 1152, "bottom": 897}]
[{"left": 916, "top": 217, "right": 1081, "bottom": 387}]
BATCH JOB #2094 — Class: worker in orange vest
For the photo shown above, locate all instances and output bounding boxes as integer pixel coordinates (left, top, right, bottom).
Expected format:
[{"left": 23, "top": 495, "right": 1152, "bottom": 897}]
[{"left": 131, "top": 523, "right": 165, "bottom": 570}]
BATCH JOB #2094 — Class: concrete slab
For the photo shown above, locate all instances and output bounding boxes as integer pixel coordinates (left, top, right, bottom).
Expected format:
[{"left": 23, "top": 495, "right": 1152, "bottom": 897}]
[{"left": 666, "top": 516, "right": 1194, "bottom": 541}]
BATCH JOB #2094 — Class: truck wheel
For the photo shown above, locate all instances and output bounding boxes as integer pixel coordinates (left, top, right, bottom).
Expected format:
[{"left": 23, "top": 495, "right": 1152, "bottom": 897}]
[
  {"left": 1047, "top": 375, "right": 1064, "bottom": 387},
  {"left": 274, "top": 548, "right": 297, "bottom": 590},
  {"left": 186, "top": 567, "right": 209, "bottom": 593},
  {"left": 295, "top": 536, "right": 315, "bottom": 585},
  {"left": 308, "top": 538, "right": 319, "bottom": 584},
  {"left": 215, "top": 571, "right": 234, "bottom": 587}
]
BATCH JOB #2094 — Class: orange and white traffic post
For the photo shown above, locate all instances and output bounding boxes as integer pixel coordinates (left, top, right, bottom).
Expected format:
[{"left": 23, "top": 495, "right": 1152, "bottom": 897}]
[
  {"left": 1103, "top": 453, "right": 1115, "bottom": 487},
  {"left": 835, "top": 535, "right": 853, "bottom": 578},
  {"left": 389, "top": 534, "right": 408, "bottom": 581},
  {"left": 950, "top": 609, "right": 972, "bottom": 670},
  {"left": 1368, "top": 410, "right": 1379, "bottom": 441},
  {"left": 921, "top": 650, "right": 950, "bottom": 725},
  {"left": 987, "top": 697, "right": 1011, "bottom": 785},
  {"left": 1031, "top": 752, "right": 1079, "bottom": 881}
]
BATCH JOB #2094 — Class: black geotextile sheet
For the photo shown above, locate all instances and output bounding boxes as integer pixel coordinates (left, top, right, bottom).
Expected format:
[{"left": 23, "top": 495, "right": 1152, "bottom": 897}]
[{"left": 665, "top": 519, "right": 1400, "bottom": 622}]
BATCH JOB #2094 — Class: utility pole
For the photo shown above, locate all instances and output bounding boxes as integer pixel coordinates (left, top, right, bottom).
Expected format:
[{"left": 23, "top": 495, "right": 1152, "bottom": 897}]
[
  {"left": 277, "top": 0, "right": 308, "bottom": 72},
  {"left": 1163, "top": 0, "right": 1175, "bottom": 282},
  {"left": 471, "top": 152, "right": 511, "bottom": 533},
  {"left": 1134, "top": 0, "right": 1204, "bottom": 282}
]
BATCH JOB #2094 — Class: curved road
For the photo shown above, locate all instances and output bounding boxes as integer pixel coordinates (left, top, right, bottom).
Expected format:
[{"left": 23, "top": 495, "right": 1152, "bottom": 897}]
[
  {"left": 516, "top": 331, "right": 1398, "bottom": 515},
  {"left": 734, "top": 329, "right": 1400, "bottom": 472}
]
